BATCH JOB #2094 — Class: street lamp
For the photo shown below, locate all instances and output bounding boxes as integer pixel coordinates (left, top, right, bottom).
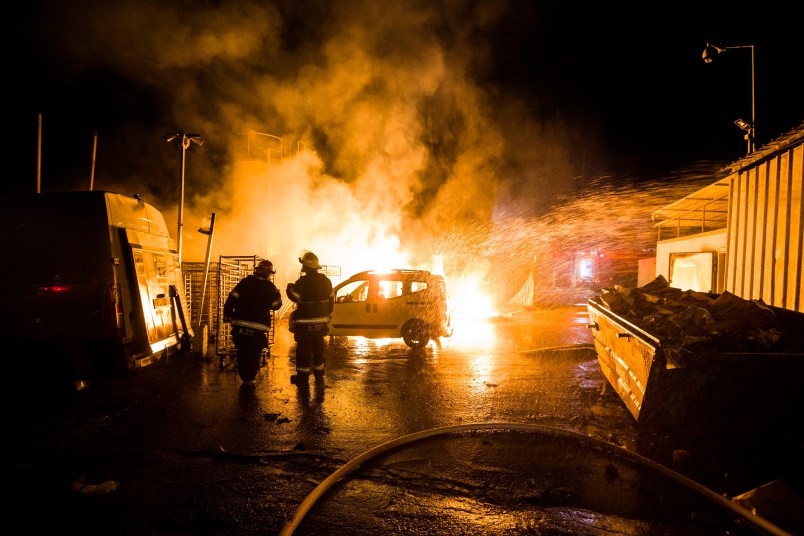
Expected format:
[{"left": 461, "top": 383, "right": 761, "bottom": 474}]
[
  {"left": 702, "top": 43, "right": 755, "bottom": 153},
  {"left": 164, "top": 131, "right": 204, "bottom": 265}
]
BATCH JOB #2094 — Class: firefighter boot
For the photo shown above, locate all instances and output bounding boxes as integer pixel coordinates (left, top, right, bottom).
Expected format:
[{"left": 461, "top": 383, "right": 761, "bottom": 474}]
[{"left": 290, "top": 372, "right": 309, "bottom": 386}]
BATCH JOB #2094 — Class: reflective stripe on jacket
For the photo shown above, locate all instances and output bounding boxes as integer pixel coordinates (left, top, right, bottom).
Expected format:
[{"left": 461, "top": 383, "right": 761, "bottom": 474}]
[
  {"left": 293, "top": 310, "right": 332, "bottom": 325},
  {"left": 231, "top": 319, "right": 270, "bottom": 332}
]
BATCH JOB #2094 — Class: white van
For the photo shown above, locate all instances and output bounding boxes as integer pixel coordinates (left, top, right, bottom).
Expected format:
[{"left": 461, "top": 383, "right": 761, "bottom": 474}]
[
  {"left": 0, "top": 190, "right": 193, "bottom": 403},
  {"left": 329, "top": 269, "right": 452, "bottom": 349}
]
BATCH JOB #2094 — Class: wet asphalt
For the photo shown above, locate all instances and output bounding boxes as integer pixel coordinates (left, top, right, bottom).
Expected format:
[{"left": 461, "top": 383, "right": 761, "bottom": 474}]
[{"left": 10, "top": 293, "right": 800, "bottom": 535}]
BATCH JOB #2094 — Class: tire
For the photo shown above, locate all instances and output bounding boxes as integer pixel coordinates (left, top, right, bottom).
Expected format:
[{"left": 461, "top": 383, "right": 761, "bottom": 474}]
[{"left": 402, "top": 319, "right": 430, "bottom": 349}]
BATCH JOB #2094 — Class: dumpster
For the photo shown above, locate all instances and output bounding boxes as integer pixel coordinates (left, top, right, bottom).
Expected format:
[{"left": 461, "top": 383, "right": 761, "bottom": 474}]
[{"left": 586, "top": 277, "right": 804, "bottom": 482}]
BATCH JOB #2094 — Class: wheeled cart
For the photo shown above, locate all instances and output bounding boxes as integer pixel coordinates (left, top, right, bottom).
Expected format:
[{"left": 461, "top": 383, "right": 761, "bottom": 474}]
[{"left": 183, "top": 255, "right": 275, "bottom": 368}]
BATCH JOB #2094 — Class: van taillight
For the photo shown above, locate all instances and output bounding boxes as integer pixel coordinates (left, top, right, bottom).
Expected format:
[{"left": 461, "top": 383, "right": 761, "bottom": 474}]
[
  {"left": 105, "top": 284, "right": 125, "bottom": 338},
  {"left": 39, "top": 285, "right": 72, "bottom": 295}
]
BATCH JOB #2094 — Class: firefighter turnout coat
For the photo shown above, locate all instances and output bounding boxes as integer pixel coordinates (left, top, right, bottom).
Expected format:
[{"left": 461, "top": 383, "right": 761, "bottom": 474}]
[
  {"left": 223, "top": 274, "right": 283, "bottom": 332},
  {"left": 287, "top": 271, "right": 334, "bottom": 332}
]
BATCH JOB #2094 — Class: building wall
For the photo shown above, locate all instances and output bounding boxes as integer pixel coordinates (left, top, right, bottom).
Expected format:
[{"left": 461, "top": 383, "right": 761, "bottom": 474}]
[
  {"left": 725, "top": 139, "right": 803, "bottom": 312},
  {"left": 637, "top": 257, "right": 656, "bottom": 287}
]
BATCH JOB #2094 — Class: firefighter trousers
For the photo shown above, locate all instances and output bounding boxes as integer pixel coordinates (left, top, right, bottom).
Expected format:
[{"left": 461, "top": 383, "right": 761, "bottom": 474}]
[
  {"left": 232, "top": 327, "right": 268, "bottom": 382},
  {"left": 294, "top": 326, "right": 327, "bottom": 375}
]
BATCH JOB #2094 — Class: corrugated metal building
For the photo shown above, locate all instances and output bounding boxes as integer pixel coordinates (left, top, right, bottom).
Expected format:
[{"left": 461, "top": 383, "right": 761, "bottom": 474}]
[{"left": 651, "top": 121, "right": 803, "bottom": 313}]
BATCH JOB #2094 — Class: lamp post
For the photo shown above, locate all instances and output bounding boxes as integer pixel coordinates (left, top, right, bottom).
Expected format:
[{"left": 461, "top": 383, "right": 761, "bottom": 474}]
[
  {"left": 164, "top": 131, "right": 204, "bottom": 265},
  {"left": 702, "top": 43, "right": 755, "bottom": 153}
]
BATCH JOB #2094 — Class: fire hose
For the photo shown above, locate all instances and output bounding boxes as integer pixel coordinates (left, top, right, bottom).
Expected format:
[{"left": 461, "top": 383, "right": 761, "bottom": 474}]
[{"left": 278, "top": 422, "right": 791, "bottom": 536}]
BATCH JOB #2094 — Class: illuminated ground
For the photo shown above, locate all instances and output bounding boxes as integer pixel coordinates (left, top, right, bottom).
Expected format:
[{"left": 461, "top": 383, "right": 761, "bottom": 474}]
[{"left": 10, "top": 298, "right": 797, "bottom": 535}]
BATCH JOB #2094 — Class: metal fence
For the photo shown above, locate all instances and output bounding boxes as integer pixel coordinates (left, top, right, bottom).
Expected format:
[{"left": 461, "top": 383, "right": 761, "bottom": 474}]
[{"left": 183, "top": 261, "right": 220, "bottom": 331}]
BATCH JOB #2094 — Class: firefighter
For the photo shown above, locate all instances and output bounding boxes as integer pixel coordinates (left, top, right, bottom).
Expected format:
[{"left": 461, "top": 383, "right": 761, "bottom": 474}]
[
  {"left": 286, "top": 251, "right": 334, "bottom": 385},
  {"left": 222, "top": 260, "right": 283, "bottom": 387}
]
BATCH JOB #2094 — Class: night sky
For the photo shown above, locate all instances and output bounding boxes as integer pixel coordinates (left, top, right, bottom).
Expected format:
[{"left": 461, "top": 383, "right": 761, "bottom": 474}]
[{"left": 7, "top": 1, "right": 803, "bottom": 210}]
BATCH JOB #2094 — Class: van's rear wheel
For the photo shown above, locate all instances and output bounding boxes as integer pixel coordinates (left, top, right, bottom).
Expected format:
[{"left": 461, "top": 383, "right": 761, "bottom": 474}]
[{"left": 402, "top": 319, "right": 430, "bottom": 349}]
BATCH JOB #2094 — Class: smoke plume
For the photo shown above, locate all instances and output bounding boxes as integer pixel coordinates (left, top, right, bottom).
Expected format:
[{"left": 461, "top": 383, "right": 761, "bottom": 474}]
[{"left": 24, "top": 0, "right": 724, "bottom": 300}]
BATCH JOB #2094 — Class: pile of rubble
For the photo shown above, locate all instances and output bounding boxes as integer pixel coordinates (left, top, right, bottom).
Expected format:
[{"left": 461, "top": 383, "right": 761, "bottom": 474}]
[{"left": 594, "top": 275, "right": 804, "bottom": 354}]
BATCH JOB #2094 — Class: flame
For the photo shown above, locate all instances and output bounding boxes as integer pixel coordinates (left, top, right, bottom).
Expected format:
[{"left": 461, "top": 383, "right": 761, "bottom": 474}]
[
  {"left": 445, "top": 275, "right": 498, "bottom": 349},
  {"left": 326, "top": 237, "right": 500, "bottom": 350},
  {"left": 449, "top": 269, "right": 497, "bottom": 319},
  {"left": 340, "top": 236, "right": 499, "bottom": 320},
  {"left": 340, "top": 234, "right": 408, "bottom": 277}
]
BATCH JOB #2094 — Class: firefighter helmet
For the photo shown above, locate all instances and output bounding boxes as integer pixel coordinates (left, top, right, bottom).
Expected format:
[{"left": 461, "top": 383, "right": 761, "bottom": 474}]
[
  {"left": 255, "top": 259, "right": 275, "bottom": 275},
  {"left": 299, "top": 251, "right": 322, "bottom": 270}
]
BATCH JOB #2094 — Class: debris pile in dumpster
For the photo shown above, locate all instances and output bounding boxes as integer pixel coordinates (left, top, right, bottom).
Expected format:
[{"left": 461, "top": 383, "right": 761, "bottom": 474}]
[{"left": 595, "top": 275, "right": 804, "bottom": 355}]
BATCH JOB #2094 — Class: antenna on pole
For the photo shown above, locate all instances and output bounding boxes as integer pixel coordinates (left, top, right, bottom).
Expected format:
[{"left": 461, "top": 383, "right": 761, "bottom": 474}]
[
  {"left": 37, "top": 113, "right": 42, "bottom": 193},
  {"left": 90, "top": 130, "right": 98, "bottom": 191}
]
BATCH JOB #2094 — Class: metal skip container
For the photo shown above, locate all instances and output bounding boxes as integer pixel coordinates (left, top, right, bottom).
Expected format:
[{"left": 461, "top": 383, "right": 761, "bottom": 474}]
[{"left": 585, "top": 277, "right": 804, "bottom": 459}]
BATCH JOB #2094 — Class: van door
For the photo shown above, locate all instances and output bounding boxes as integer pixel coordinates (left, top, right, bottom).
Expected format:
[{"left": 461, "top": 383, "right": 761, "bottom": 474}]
[
  {"left": 331, "top": 275, "right": 404, "bottom": 338},
  {"left": 131, "top": 249, "right": 175, "bottom": 348},
  {"left": 371, "top": 275, "right": 406, "bottom": 334},
  {"left": 125, "top": 228, "right": 184, "bottom": 359},
  {"left": 330, "top": 276, "right": 374, "bottom": 334}
]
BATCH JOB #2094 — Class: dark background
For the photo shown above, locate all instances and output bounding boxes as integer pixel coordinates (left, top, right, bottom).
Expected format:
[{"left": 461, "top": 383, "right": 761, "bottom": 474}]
[{"left": 7, "top": 1, "right": 803, "bottom": 197}]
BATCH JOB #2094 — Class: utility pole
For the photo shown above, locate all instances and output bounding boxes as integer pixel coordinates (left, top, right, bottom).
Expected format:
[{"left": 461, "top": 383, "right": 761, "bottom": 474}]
[{"left": 164, "top": 131, "right": 204, "bottom": 264}]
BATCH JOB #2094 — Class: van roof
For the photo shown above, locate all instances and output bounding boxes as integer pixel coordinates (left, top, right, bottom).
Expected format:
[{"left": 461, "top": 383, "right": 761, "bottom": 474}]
[
  {"left": 2, "top": 190, "right": 172, "bottom": 238},
  {"left": 353, "top": 269, "right": 444, "bottom": 278}
]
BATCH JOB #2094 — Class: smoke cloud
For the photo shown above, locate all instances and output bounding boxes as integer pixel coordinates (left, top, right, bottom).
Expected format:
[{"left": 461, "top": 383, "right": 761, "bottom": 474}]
[{"left": 24, "top": 0, "right": 714, "bottom": 300}]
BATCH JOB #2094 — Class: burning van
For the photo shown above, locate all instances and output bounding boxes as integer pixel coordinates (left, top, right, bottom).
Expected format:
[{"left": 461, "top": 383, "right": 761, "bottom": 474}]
[
  {"left": 328, "top": 269, "right": 452, "bottom": 349},
  {"left": 0, "top": 190, "right": 192, "bottom": 404}
]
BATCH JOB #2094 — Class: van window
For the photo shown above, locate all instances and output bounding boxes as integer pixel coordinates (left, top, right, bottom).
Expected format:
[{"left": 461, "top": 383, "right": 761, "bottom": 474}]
[
  {"left": 336, "top": 279, "right": 369, "bottom": 303},
  {"left": 410, "top": 281, "right": 428, "bottom": 293},
  {"left": 379, "top": 280, "right": 403, "bottom": 299}
]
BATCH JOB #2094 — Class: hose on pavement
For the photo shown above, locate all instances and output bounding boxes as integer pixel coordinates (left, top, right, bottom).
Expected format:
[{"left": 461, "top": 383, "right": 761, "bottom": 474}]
[{"left": 278, "top": 422, "right": 791, "bottom": 536}]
